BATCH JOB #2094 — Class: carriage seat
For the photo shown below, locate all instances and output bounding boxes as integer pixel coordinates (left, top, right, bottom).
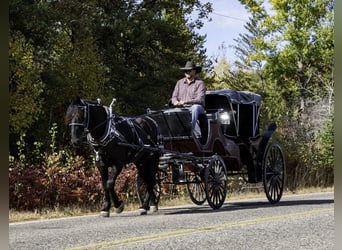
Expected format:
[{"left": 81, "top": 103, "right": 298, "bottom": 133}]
[{"left": 148, "top": 108, "right": 192, "bottom": 140}]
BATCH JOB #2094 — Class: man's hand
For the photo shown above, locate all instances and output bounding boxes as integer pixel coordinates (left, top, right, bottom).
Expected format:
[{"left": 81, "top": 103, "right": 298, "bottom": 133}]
[{"left": 175, "top": 100, "right": 185, "bottom": 106}]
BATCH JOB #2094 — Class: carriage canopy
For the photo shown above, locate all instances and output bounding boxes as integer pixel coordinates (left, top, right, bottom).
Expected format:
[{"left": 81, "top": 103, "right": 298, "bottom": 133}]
[
  {"left": 205, "top": 90, "right": 261, "bottom": 139},
  {"left": 205, "top": 90, "right": 261, "bottom": 106}
]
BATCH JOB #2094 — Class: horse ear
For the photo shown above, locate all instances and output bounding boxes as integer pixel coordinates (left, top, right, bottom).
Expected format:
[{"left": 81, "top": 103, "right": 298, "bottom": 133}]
[
  {"left": 67, "top": 97, "right": 82, "bottom": 106},
  {"left": 75, "top": 96, "right": 82, "bottom": 104}
]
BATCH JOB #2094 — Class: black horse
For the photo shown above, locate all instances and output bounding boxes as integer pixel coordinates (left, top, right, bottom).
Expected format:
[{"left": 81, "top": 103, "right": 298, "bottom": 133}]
[{"left": 65, "top": 98, "right": 161, "bottom": 217}]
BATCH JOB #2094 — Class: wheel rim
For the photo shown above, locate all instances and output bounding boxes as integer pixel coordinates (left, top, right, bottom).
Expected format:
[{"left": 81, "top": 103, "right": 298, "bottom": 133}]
[
  {"left": 263, "top": 143, "right": 285, "bottom": 204},
  {"left": 186, "top": 173, "right": 206, "bottom": 205},
  {"left": 205, "top": 155, "right": 227, "bottom": 209}
]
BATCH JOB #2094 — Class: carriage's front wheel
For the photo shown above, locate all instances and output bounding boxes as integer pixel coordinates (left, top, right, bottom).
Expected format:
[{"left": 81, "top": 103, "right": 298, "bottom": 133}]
[
  {"left": 205, "top": 155, "right": 227, "bottom": 209},
  {"left": 186, "top": 172, "right": 206, "bottom": 205},
  {"left": 262, "top": 142, "right": 285, "bottom": 204}
]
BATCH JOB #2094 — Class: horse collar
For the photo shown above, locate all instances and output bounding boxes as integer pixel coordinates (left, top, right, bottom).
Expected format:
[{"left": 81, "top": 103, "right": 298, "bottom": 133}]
[{"left": 86, "top": 105, "right": 113, "bottom": 147}]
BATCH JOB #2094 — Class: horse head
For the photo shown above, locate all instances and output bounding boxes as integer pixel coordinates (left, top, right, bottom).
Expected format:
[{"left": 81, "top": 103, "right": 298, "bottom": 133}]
[
  {"left": 66, "top": 98, "right": 110, "bottom": 147},
  {"left": 65, "top": 98, "right": 87, "bottom": 147}
]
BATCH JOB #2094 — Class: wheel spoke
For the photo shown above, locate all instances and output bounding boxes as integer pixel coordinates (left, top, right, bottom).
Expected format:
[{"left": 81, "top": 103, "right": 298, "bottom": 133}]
[
  {"left": 263, "top": 143, "right": 285, "bottom": 204},
  {"left": 205, "top": 156, "right": 227, "bottom": 209},
  {"left": 186, "top": 172, "right": 206, "bottom": 205}
]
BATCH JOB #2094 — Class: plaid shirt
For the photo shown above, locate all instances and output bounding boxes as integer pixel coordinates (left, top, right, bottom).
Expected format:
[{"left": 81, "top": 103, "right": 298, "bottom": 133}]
[{"left": 171, "top": 77, "right": 206, "bottom": 106}]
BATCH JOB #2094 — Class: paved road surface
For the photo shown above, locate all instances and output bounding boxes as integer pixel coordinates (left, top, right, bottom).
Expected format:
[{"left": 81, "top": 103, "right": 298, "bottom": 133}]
[{"left": 9, "top": 192, "right": 334, "bottom": 250}]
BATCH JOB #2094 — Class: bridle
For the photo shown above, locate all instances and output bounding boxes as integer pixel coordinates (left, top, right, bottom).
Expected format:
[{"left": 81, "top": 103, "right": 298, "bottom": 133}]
[
  {"left": 69, "top": 100, "right": 107, "bottom": 142},
  {"left": 69, "top": 98, "right": 127, "bottom": 147},
  {"left": 69, "top": 105, "right": 87, "bottom": 128}
]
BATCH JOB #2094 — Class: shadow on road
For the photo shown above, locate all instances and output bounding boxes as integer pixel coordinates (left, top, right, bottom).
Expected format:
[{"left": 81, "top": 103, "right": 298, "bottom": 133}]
[{"left": 160, "top": 197, "right": 334, "bottom": 215}]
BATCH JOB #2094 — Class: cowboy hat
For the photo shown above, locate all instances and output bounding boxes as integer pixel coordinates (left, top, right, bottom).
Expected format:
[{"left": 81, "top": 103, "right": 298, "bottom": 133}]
[{"left": 179, "top": 61, "right": 202, "bottom": 73}]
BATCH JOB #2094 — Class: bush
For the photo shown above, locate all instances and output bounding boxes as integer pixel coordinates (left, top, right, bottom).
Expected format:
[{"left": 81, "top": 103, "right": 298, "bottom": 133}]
[
  {"left": 9, "top": 145, "right": 144, "bottom": 211},
  {"left": 9, "top": 154, "right": 103, "bottom": 211},
  {"left": 278, "top": 109, "right": 334, "bottom": 190}
]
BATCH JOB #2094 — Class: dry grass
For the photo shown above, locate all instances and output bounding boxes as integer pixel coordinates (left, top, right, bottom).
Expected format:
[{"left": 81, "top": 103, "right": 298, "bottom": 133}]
[{"left": 9, "top": 186, "right": 333, "bottom": 223}]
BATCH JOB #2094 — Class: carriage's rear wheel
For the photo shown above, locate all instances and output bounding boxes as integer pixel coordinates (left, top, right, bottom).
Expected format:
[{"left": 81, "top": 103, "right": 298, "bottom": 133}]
[
  {"left": 186, "top": 172, "right": 206, "bottom": 205},
  {"left": 135, "top": 172, "right": 161, "bottom": 207},
  {"left": 262, "top": 142, "right": 285, "bottom": 204},
  {"left": 204, "top": 155, "right": 227, "bottom": 209}
]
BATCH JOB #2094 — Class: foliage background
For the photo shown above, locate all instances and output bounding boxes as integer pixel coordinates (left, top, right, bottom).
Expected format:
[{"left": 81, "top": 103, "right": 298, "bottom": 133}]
[{"left": 9, "top": 0, "right": 334, "bottom": 210}]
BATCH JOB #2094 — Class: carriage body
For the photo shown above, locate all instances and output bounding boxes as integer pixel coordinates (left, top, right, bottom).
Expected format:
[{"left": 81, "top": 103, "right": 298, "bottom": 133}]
[
  {"left": 149, "top": 90, "right": 262, "bottom": 174},
  {"left": 145, "top": 89, "right": 285, "bottom": 208}
]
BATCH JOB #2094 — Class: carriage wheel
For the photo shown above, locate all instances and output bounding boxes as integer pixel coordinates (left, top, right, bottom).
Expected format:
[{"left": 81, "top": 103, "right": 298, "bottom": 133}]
[
  {"left": 204, "top": 155, "right": 227, "bottom": 209},
  {"left": 186, "top": 172, "right": 206, "bottom": 205},
  {"left": 262, "top": 142, "right": 285, "bottom": 204},
  {"left": 135, "top": 172, "right": 161, "bottom": 206}
]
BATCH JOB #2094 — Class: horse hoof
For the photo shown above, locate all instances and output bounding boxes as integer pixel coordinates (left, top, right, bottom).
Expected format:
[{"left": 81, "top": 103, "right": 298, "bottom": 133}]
[
  {"left": 100, "top": 210, "right": 110, "bottom": 217},
  {"left": 138, "top": 208, "right": 147, "bottom": 215},
  {"left": 150, "top": 205, "right": 158, "bottom": 213},
  {"left": 115, "top": 202, "right": 124, "bottom": 214}
]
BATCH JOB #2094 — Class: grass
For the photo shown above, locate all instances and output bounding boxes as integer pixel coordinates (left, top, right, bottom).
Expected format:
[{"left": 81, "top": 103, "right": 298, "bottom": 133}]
[{"left": 9, "top": 186, "right": 333, "bottom": 223}]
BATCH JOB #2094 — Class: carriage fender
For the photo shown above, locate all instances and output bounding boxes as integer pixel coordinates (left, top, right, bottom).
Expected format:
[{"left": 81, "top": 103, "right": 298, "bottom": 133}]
[{"left": 256, "top": 122, "right": 277, "bottom": 174}]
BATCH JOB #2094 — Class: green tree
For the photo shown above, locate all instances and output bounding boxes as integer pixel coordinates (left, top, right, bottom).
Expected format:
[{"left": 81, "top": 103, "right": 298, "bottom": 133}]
[
  {"left": 9, "top": 31, "right": 45, "bottom": 136},
  {"left": 234, "top": 0, "right": 334, "bottom": 187},
  {"left": 265, "top": 0, "right": 333, "bottom": 112},
  {"left": 9, "top": 0, "right": 213, "bottom": 158},
  {"left": 93, "top": 0, "right": 212, "bottom": 114}
]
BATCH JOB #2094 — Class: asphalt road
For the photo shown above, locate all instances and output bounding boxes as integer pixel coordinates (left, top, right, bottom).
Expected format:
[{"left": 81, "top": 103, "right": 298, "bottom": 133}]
[{"left": 9, "top": 192, "right": 334, "bottom": 250}]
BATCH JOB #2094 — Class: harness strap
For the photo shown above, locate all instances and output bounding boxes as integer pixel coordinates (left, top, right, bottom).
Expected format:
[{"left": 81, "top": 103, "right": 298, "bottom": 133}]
[
  {"left": 69, "top": 122, "right": 84, "bottom": 127},
  {"left": 144, "top": 115, "right": 163, "bottom": 146},
  {"left": 87, "top": 105, "right": 114, "bottom": 147},
  {"left": 83, "top": 103, "right": 161, "bottom": 163},
  {"left": 127, "top": 119, "right": 144, "bottom": 146}
]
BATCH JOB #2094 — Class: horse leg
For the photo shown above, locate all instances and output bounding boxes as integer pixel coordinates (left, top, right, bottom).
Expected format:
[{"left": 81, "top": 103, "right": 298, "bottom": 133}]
[
  {"left": 146, "top": 183, "right": 158, "bottom": 213},
  {"left": 139, "top": 179, "right": 158, "bottom": 214},
  {"left": 136, "top": 164, "right": 150, "bottom": 215},
  {"left": 137, "top": 159, "right": 158, "bottom": 215},
  {"left": 97, "top": 164, "right": 111, "bottom": 217},
  {"left": 107, "top": 165, "right": 124, "bottom": 214},
  {"left": 147, "top": 156, "right": 160, "bottom": 213}
]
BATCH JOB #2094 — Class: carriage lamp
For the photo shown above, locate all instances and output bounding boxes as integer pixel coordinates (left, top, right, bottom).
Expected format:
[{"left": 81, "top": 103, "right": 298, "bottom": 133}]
[{"left": 219, "top": 111, "right": 230, "bottom": 125}]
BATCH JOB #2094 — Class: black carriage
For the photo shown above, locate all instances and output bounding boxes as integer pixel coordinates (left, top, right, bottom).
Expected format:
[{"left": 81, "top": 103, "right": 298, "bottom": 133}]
[{"left": 137, "top": 89, "right": 285, "bottom": 209}]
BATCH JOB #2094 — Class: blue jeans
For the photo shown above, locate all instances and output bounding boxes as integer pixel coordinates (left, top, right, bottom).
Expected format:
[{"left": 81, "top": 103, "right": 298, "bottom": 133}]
[{"left": 189, "top": 104, "right": 205, "bottom": 138}]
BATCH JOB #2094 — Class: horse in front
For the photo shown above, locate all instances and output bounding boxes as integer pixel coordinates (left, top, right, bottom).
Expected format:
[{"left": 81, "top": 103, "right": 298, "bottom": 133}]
[{"left": 65, "top": 98, "right": 161, "bottom": 216}]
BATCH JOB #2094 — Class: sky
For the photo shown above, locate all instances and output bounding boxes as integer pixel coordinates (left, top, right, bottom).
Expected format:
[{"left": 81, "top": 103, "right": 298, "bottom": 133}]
[{"left": 195, "top": 0, "right": 251, "bottom": 63}]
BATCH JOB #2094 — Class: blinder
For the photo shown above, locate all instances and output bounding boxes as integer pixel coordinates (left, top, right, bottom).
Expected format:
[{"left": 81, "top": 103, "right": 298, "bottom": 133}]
[
  {"left": 70, "top": 99, "right": 112, "bottom": 145},
  {"left": 68, "top": 102, "right": 90, "bottom": 145},
  {"left": 69, "top": 104, "right": 87, "bottom": 127}
]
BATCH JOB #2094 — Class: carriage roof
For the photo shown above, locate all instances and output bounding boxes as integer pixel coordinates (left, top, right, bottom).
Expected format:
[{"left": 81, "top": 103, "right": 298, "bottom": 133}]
[{"left": 205, "top": 89, "right": 261, "bottom": 106}]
